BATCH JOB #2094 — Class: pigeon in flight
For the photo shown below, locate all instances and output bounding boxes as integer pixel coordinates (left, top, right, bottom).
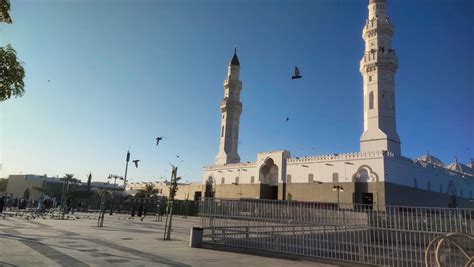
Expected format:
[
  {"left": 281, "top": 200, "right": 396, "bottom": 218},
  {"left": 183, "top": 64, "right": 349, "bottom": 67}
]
[
  {"left": 285, "top": 117, "right": 289, "bottom": 122},
  {"left": 132, "top": 160, "right": 140, "bottom": 168},
  {"left": 48, "top": 80, "right": 51, "bottom": 82},
  {"left": 292, "top": 66, "right": 302, "bottom": 79},
  {"left": 156, "top": 137, "right": 164, "bottom": 146},
  {"left": 176, "top": 155, "right": 180, "bottom": 158}
]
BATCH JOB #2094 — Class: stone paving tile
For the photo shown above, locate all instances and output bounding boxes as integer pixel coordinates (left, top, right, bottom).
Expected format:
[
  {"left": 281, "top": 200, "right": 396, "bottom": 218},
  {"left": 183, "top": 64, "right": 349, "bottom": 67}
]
[{"left": 0, "top": 213, "right": 339, "bottom": 267}]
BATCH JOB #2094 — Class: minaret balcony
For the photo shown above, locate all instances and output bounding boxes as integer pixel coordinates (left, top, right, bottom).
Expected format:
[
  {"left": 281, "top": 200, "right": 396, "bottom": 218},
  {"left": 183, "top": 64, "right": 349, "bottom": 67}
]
[
  {"left": 220, "top": 99, "right": 242, "bottom": 110},
  {"left": 363, "top": 18, "right": 394, "bottom": 38},
  {"left": 360, "top": 52, "right": 398, "bottom": 73},
  {"left": 360, "top": 51, "right": 398, "bottom": 65},
  {"left": 224, "top": 79, "right": 242, "bottom": 88}
]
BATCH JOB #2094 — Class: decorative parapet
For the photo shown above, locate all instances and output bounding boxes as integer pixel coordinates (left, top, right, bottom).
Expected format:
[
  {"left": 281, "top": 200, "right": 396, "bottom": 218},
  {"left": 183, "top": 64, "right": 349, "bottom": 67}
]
[
  {"left": 204, "top": 161, "right": 257, "bottom": 171},
  {"left": 286, "top": 151, "right": 386, "bottom": 164}
]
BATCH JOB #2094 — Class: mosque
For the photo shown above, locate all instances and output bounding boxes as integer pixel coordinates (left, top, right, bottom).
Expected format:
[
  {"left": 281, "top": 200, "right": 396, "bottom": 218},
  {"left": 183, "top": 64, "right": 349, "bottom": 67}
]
[{"left": 202, "top": 0, "right": 473, "bottom": 208}]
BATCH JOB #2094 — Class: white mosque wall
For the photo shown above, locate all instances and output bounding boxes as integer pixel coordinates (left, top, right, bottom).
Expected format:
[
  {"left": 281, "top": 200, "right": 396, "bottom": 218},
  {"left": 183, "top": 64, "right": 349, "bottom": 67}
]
[
  {"left": 384, "top": 154, "right": 474, "bottom": 199},
  {"left": 203, "top": 161, "right": 258, "bottom": 186},
  {"left": 285, "top": 151, "right": 386, "bottom": 184}
]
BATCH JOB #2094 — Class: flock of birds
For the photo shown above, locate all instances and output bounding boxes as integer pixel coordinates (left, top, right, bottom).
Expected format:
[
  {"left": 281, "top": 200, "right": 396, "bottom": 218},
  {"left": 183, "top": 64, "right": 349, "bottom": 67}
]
[
  {"left": 1, "top": 210, "right": 82, "bottom": 221},
  {"left": 1, "top": 210, "right": 155, "bottom": 223}
]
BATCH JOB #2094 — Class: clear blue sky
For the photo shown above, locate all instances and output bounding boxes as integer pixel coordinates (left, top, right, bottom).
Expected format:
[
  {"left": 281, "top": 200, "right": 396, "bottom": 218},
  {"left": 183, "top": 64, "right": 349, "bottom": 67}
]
[{"left": 1, "top": 0, "right": 472, "bottom": 183}]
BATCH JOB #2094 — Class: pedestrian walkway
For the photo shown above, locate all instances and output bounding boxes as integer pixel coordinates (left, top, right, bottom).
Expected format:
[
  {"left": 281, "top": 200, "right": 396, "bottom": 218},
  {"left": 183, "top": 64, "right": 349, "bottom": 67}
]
[{"left": 0, "top": 213, "right": 340, "bottom": 266}]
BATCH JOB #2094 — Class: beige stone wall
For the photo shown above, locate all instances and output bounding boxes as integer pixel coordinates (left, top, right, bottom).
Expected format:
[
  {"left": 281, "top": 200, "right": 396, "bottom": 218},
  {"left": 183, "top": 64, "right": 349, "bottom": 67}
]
[
  {"left": 284, "top": 182, "right": 386, "bottom": 206},
  {"left": 213, "top": 184, "right": 260, "bottom": 199},
  {"left": 6, "top": 175, "right": 44, "bottom": 200}
]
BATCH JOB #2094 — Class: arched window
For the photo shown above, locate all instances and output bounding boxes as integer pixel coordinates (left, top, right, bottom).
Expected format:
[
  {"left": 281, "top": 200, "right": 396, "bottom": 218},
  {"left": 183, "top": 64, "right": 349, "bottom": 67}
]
[
  {"left": 235, "top": 177, "right": 239, "bottom": 184},
  {"left": 332, "top": 172, "right": 339, "bottom": 182},
  {"left": 369, "top": 91, "right": 374, "bottom": 109},
  {"left": 286, "top": 175, "right": 292, "bottom": 183},
  {"left": 439, "top": 184, "right": 443, "bottom": 193},
  {"left": 427, "top": 181, "right": 431, "bottom": 191},
  {"left": 250, "top": 176, "right": 255, "bottom": 184},
  {"left": 221, "top": 126, "right": 224, "bottom": 137},
  {"left": 308, "top": 174, "right": 314, "bottom": 183},
  {"left": 221, "top": 177, "right": 225, "bottom": 184},
  {"left": 413, "top": 177, "right": 417, "bottom": 188}
]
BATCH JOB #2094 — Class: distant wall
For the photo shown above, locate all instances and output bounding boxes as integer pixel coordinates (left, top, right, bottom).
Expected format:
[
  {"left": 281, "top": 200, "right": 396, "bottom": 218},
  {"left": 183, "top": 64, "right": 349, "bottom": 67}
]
[
  {"left": 384, "top": 182, "right": 474, "bottom": 208},
  {"left": 6, "top": 175, "right": 44, "bottom": 200},
  {"left": 0, "top": 179, "right": 8, "bottom": 192}
]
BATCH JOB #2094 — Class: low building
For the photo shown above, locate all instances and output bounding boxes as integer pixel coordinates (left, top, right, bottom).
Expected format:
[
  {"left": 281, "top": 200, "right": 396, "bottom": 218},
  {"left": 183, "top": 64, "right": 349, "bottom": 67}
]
[
  {"left": 5, "top": 174, "right": 125, "bottom": 201},
  {"left": 126, "top": 182, "right": 204, "bottom": 200}
]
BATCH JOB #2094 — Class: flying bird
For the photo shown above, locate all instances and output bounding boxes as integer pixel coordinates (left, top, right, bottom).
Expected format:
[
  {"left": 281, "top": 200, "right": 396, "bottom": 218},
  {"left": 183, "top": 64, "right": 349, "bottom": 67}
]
[
  {"left": 132, "top": 160, "right": 140, "bottom": 168},
  {"left": 48, "top": 80, "right": 51, "bottom": 82},
  {"left": 285, "top": 117, "right": 289, "bottom": 122},
  {"left": 156, "top": 137, "right": 164, "bottom": 146},
  {"left": 292, "top": 66, "right": 302, "bottom": 79},
  {"left": 176, "top": 155, "right": 180, "bottom": 158}
]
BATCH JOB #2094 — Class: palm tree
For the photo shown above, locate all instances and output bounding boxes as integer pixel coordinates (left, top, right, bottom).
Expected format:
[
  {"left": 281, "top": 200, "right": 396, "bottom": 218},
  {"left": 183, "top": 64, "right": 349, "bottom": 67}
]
[
  {"left": 59, "top": 173, "right": 77, "bottom": 217},
  {"left": 137, "top": 183, "right": 158, "bottom": 198}
]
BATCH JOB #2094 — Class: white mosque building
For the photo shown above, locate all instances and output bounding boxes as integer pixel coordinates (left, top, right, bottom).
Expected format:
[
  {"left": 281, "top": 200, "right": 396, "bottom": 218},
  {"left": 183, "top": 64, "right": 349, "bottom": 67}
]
[{"left": 202, "top": 0, "right": 473, "bottom": 208}]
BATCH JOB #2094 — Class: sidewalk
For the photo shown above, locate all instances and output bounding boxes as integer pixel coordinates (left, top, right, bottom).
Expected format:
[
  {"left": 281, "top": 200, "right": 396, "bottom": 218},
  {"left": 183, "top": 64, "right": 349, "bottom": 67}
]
[{"left": 0, "top": 213, "right": 340, "bottom": 267}]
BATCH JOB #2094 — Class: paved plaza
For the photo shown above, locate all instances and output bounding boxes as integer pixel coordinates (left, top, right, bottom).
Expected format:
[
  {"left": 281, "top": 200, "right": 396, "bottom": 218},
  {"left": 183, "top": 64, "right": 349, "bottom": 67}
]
[{"left": 0, "top": 212, "right": 340, "bottom": 267}]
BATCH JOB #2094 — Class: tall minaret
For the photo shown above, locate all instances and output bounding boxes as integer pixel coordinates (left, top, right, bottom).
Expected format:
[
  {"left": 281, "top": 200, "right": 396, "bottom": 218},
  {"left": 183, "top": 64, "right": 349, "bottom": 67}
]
[
  {"left": 359, "top": 0, "right": 401, "bottom": 154},
  {"left": 215, "top": 49, "right": 242, "bottom": 164}
]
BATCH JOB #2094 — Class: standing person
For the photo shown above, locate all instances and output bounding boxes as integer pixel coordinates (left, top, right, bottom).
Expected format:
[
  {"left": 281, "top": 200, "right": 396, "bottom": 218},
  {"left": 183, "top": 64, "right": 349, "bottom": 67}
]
[
  {"left": 0, "top": 196, "right": 5, "bottom": 213},
  {"left": 131, "top": 203, "right": 136, "bottom": 217},
  {"left": 137, "top": 202, "right": 143, "bottom": 217}
]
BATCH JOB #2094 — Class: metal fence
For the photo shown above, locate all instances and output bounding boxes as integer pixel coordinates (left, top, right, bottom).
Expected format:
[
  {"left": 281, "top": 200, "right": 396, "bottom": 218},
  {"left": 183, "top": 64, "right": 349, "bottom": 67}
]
[{"left": 199, "top": 198, "right": 474, "bottom": 266}]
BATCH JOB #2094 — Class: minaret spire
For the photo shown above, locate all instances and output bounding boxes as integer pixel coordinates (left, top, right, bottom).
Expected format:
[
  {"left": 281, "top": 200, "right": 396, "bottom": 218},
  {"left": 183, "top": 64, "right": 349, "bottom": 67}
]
[
  {"left": 360, "top": 0, "right": 401, "bottom": 154},
  {"left": 215, "top": 49, "right": 243, "bottom": 165}
]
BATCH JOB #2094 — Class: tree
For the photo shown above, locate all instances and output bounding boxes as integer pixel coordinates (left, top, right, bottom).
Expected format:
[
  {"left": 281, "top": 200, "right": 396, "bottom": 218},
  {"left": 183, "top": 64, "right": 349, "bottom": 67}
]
[
  {"left": 60, "top": 174, "right": 78, "bottom": 203},
  {"left": 1, "top": 0, "right": 26, "bottom": 102},
  {"left": 32, "top": 185, "right": 49, "bottom": 196},
  {"left": 0, "top": 0, "right": 13, "bottom": 24},
  {"left": 136, "top": 183, "right": 158, "bottom": 198},
  {"left": 60, "top": 174, "right": 81, "bottom": 184}
]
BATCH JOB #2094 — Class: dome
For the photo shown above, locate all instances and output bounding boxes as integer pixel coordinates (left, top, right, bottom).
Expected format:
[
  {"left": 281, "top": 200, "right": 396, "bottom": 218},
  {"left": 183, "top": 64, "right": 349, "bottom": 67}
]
[
  {"left": 416, "top": 152, "right": 445, "bottom": 166},
  {"left": 229, "top": 49, "right": 240, "bottom": 66},
  {"left": 447, "top": 158, "right": 474, "bottom": 175}
]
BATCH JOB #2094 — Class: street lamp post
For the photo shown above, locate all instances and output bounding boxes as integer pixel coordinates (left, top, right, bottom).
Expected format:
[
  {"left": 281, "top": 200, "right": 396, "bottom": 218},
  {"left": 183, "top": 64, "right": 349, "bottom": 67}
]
[
  {"left": 108, "top": 174, "right": 124, "bottom": 215},
  {"left": 333, "top": 185, "right": 344, "bottom": 207}
]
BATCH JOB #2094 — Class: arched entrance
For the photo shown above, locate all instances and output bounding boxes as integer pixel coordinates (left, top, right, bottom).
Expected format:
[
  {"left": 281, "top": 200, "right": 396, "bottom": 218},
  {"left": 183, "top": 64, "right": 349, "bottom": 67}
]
[
  {"left": 205, "top": 176, "right": 215, "bottom": 198},
  {"left": 352, "top": 166, "right": 378, "bottom": 207},
  {"left": 259, "top": 158, "right": 279, "bottom": 199},
  {"left": 447, "top": 180, "right": 457, "bottom": 208}
]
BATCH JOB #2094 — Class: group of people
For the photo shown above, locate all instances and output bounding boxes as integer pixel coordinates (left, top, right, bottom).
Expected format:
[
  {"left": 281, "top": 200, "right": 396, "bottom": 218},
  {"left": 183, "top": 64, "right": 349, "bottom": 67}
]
[{"left": 0, "top": 195, "right": 59, "bottom": 213}]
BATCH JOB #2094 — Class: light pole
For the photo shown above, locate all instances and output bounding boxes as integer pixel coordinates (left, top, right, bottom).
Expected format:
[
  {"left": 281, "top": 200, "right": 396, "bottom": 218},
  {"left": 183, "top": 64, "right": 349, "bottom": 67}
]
[
  {"left": 333, "top": 185, "right": 344, "bottom": 207},
  {"left": 108, "top": 174, "right": 124, "bottom": 215},
  {"left": 123, "top": 151, "right": 130, "bottom": 189}
]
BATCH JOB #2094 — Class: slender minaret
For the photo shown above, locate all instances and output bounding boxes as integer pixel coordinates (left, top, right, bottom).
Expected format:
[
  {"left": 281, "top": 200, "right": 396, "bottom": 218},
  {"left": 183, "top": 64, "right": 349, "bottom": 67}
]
[
  {"left": 215, "top": 49, "right": 242, "bottom": 164},
  {"left": 360, "top": 0, "right": 401, "bottom": 154}
]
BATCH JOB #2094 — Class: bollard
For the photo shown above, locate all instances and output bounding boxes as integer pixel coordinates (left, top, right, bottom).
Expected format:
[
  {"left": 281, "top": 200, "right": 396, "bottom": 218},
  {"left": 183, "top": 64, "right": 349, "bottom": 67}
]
[{"left": 189, "top": 227, "right": 203, "bottom": 248}]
